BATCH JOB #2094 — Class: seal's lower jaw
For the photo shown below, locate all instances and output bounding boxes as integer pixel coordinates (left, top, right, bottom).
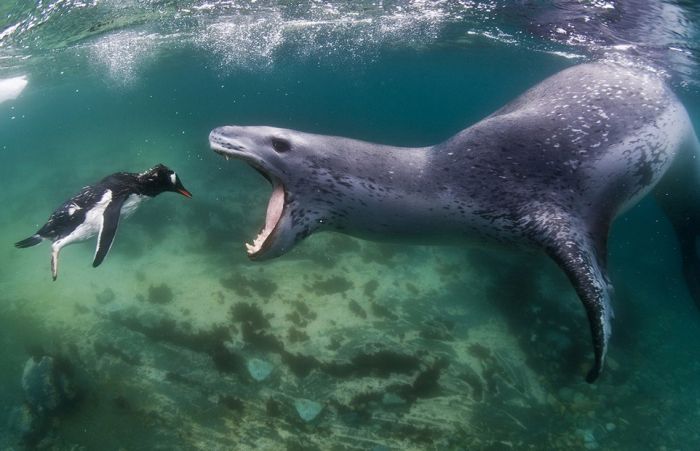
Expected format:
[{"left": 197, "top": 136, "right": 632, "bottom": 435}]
[
  {"left": 210, "top": 136, "right": 286, "bottom": 260},
  {"left": 246, "top": 180, "right": 285, "bottom": 259}
]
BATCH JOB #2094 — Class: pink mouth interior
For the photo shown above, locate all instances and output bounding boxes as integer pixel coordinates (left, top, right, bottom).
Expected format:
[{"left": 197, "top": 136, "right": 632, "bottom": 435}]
[{"left": 246, "top": 182, "right": 284, "bottom": 255}]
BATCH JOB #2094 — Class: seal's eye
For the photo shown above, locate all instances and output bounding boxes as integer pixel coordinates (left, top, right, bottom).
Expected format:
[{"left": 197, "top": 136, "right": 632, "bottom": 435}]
[{"left": 271, "top": 138, "right": 291, "bottom": 153}]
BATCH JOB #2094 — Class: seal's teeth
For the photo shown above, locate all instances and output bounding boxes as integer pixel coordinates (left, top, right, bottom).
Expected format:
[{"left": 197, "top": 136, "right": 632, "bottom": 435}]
[{"left": 245, "top": 243, "right": 255, "bottom": 253}]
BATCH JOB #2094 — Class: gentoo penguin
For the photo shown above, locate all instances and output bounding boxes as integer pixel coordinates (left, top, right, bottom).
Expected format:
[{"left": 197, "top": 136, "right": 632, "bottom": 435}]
[{"left": 15, "top": 164, "right": 192, "bottom": 280}]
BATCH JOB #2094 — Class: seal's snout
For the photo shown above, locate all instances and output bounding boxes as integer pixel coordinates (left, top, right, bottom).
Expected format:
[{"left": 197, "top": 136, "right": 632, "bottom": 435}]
[
  {"left": 209, "top": 126, "right": 248, "bottom": 156},
  {"left": 209, "top": 126, "right": 234, "bottom": 146},
  {"left": 210, "top": 125, "right": 237, "bottom": 138},
  {"left": 210, "top": 125, "right": 245, "bottom": 140},
  {"left": 208, "top": 127, "right": 224, "bottom": 141}
]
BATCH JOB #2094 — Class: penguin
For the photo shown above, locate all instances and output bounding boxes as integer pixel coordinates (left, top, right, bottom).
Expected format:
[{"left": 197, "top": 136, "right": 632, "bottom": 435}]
[{"left": 15, "top": 164, "right": 192, "bottom": 280}]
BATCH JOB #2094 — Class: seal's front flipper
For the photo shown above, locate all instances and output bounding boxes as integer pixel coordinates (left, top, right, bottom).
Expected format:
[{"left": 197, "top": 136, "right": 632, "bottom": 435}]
[
  {"left": 655, "top": 136, "right": 700, "bottom": 309},
  {"left": 535, "top": 216, "right": 613, "bottom": 383},
  {"left": 93, "top": 196, "right": 125, "bottom": 268},
  {"left": 663, "top": 218, "right": 700, "bottom": 307}
]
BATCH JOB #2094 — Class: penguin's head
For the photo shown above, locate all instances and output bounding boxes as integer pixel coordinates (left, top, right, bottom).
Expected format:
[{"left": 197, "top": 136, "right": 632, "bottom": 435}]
[{"left": 141, "top": 164, "right": 192, "bottom": 198}]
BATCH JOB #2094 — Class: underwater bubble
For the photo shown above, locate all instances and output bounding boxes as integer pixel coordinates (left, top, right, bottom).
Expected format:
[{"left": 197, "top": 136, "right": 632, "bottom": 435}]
[
  {"left": 88, "top": 30, "right": 161, "bottom": 85},
  {"left": 194, "top": 12, "right": 285, "bottom": 71}
]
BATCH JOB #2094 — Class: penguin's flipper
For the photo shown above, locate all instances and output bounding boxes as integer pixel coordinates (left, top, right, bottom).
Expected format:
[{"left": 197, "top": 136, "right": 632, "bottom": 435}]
[
  {"left": 93, "top": 196, "right": 125, "bottom": 268},
  {"left": 530, "top": 208, "right": 613, "bottom": 383},
  {"left": 15, "top": 234, "right": 42, "bottom": 248}
]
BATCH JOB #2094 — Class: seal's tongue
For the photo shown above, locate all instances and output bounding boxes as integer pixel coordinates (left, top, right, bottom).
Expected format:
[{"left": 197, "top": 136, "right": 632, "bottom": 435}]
[{"left": 246, "top": 182, "right": 284, "bottom": 255}]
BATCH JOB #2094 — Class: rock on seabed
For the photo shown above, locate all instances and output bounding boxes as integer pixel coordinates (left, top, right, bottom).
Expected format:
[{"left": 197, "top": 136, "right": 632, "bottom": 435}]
[{"left": 294, "top": 398, "right": 323, "bottom": 422}]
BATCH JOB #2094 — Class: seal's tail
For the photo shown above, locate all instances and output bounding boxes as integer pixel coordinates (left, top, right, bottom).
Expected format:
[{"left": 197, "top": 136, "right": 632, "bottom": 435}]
[{"left": 15, "top": 234, "right": 42, "bottom": 248}]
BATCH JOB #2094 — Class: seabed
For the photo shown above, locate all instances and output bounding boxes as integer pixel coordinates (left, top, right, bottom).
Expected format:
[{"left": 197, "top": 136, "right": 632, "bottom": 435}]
[{"left": 2, "top": 185, "right": 697, "bottom": 449}]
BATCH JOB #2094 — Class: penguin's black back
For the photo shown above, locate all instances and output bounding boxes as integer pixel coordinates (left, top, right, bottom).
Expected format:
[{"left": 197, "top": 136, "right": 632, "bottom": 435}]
[{"left": 38, "top": 172, "right": 143, "bottom": 240}]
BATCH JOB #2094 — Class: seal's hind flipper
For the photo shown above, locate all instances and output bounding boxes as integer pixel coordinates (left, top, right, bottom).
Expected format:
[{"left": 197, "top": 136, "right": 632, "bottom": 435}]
[
  {"left": 548, "top": 240, "right": 613, "bottom": 383},
  {"left": 93, "top": 196, "right": 125, "bottom": 268},
  {"left": 532, "top": 212, "right": 613, "bottom": 383}
]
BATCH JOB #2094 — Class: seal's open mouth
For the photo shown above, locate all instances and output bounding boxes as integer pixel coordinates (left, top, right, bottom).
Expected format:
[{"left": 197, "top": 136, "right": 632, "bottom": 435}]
[
  {"left": 247, "top": 179, "right": 284, "bottom": 256},
  {"left": 210, "top": 134, "right": 286, "bottom": 259}
]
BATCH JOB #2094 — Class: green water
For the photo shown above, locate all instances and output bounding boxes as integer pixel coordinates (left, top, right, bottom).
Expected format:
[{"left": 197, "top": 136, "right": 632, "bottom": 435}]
[{"left": 2, "top": 1, "right": 700, "bottom": 449}]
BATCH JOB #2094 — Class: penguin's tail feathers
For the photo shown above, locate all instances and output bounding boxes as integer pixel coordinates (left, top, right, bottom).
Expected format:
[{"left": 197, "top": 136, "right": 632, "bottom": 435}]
[{"left": 15, "top": 234, "right": 42, "bottom": 248}]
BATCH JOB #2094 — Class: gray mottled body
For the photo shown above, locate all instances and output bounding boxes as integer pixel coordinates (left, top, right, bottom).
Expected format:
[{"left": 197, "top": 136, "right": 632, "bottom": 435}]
[{"left": 210, "top": 62, "right": 698, "bottom": 382}]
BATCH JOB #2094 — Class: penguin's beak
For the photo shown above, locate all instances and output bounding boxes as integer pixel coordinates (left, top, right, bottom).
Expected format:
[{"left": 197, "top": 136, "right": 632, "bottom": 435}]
[{"left": 175, "top": 179, "right": 192, "bottom": 198}]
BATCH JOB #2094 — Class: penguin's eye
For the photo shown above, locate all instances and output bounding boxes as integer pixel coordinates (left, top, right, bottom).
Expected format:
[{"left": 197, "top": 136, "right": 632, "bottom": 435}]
[
  {"left": 169, "top": 173, "right": 177, "bottom": 184},
  {"left": 271, "top": 138, "right": 291, "bottom": 153}
]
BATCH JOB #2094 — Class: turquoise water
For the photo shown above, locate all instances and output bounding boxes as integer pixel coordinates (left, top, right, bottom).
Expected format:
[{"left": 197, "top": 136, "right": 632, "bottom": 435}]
[{"left": 2, "top": 1, "right": 700, "bottom": 449}]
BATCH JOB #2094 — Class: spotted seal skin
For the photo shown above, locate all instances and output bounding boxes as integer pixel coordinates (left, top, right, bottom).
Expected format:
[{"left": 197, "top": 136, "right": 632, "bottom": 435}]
[{"left": 209, "top": 62, "right": 698, "bottom": 382}]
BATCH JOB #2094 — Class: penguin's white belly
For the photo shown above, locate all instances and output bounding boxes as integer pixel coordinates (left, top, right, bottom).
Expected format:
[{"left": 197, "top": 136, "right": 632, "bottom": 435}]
[
  {"left": 55, "top": 190, "right": 114, "bottom": 248},
  {"left": 120, "top": 194, "right": 147, "bottom": 219}
]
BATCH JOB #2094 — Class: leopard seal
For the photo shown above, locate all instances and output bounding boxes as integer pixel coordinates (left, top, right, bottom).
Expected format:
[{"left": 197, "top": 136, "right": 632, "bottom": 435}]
[{"left": 209, "top": 61, "right": 698, "bottom": 382}]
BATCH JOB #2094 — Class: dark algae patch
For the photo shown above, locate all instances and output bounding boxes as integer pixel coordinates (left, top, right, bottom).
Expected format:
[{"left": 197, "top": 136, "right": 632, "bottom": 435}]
[
  {"left": 370, "top": 301, "right": 398, "bottom": 320},
  {"left": 221, "top": 274, "right": 278, "bottom": 299},
  {"left": 287, "top": 327, "right": 309, "bottom": 343},
  {"left": 285, "top": 300, "right": 317, "bottom": 328},
  {"left": 348, "top": 299, "right": 367, "bottom": 318},
  {"left": 363, "top": 279, "right": 379, "bottom": 298},
  {"left": 308, "top": 276, "right": 353, "bottom": 295},
  {"left": 108, "top": 311, "right": 244, "bottom": 375},
  {"left": 145, "top": 284, "right": 174, "bottom": 305}
]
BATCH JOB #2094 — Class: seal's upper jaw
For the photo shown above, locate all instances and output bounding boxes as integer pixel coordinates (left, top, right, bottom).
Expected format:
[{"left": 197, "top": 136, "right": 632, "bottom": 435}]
[
  {"left": 209, "top": 126, "right": 258, "bottom": 161},
  {"left": 209, "top": 126, "right": 290, "bottom": 260}
]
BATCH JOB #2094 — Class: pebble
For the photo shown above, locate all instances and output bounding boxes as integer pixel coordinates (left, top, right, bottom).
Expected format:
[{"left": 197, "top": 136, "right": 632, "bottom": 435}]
[
  {"left": 294, "top": 398, "right": 323, "bottom": 422},
  {"left": 577, "top": 428, "right": 598, "bottom": 450},
  {"left": 246, "top": 358, "right": 273, "bottom": 382}
]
